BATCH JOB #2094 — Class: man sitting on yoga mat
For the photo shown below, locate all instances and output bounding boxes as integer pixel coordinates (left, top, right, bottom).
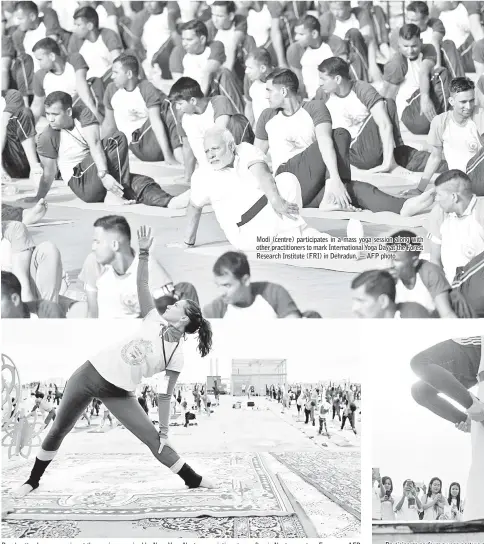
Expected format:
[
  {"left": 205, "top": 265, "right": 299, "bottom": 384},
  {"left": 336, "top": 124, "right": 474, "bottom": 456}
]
[
  {"left": 254, "top": 68, "right": 437, "bottom": 214},
  {"left": 204, "top": 251, "right": 320, "bottom": 320},
  {"left": 381, "top": 24, "right": 450, "bottom": 136},
  {"left": 101, "top": 53, "right": 180, "bottom": 165},
  {"left": 26, "top": 91, "right": 180, "bottom": 208},
  {"left": 351, "top": 269, "right": 430, "bottom": 318},
  {"left": 317, "top": 56, "right": 446, "bottom": 174},
  {"left": 408, "top": 78, "right": 484, "bottom": 197}
]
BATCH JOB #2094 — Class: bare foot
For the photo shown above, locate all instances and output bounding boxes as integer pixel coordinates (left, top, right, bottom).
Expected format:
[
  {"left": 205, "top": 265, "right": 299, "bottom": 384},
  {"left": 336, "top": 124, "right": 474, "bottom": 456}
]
[
  {"left": 22, "top": 198, "right": 48, "bottom": 225},
  {"left": 198, "top": 476, "right": 216, "bottom": 489},
  {"left": 400, "top": 189, "right": 436, "bottom": 217},
  {"left": 167, "top": 190, "right": 190, "bottom": 209},
  {"left": 12, "top": 483, "right": 36, "bottom": 499},
  {"left": 104, "top": 192, "right": 136, "bottom": 206}
]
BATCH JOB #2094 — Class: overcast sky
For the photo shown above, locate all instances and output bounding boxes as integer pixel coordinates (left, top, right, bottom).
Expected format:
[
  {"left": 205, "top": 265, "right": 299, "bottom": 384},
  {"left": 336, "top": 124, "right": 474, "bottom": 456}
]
[
  {"left": 368, "top": 321, "right": 482, "bottom": 496},
  {"left": 2, "top": 321, "right": 360, "bottom": 384}
]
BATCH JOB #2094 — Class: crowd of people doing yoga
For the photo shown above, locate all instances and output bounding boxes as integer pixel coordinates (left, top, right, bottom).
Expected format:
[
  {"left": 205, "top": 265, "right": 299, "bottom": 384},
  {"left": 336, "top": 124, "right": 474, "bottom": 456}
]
[{"left": 2, "top": 2, "right": 484, "bottom": 320}]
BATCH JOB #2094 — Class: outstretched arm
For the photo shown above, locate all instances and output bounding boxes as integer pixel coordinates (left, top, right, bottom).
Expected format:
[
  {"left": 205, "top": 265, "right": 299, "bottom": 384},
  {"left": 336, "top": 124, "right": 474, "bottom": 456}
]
[{"left": 136, "top": 225, "right": 156, "bottom": 318}]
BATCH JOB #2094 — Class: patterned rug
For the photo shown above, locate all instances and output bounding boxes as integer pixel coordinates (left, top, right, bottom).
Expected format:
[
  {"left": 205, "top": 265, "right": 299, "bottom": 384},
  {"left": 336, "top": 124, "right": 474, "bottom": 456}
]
[
  {"left": 2, "top": 515, "right": 306, "bottom": 538},
  {"left": 272, "top": 452, "right": 361, "bottom": 520},
  {"left": 2, "top": 453, "right": 293, "bottom": 520}
]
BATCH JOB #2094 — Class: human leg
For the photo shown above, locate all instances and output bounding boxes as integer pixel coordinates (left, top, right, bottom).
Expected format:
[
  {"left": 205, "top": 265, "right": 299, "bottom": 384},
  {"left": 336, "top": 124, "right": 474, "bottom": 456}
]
[
  {"left": 410, "top": 340, "right": 482, "bottom": 423},
  {"left": 129, "top": 119, "right": 164, "bottom": 162},
  {"left": 130, "top": 174, "right": 173, "bottom": 207},
  {"left": 2, "top": 106, "right": 36, "bottom": 178},
  {"left": 441, "top": 40, "right": 466, "bottom": 78},
  {"left": 14, "top": 362, "right": 99, "bottom": 497},
  {"left": 101, "top": 395, "right": 213, "bottom": 488},
  {"left": 465, "top": 147, "right": 484, "bottom": 196},
  {"left": 451, "top": 250, "right": 484, "bottom": 318},
  {"left": 276, "top": 128, "right": 352, "bottom": 207},
  {"left": 29, "top": 242, "right": 63, "bottom": 302}
]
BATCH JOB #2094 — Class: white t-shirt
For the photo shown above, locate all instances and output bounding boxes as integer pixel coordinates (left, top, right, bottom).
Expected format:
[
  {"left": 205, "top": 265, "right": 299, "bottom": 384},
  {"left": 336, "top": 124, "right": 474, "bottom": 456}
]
[
  {"left": 57, "top": 120, "right": 91, "bottom": 183},
  {"left": 111, "top": 87, "right": 150, "bottom": 139},
  {"left": 42, "top": 62, "right": 78, "bottom": 98},
  {"left": 215, "top": 25, "right": 237, "bottom": 68},
  {"left": 223, "top": 295, "right": 279, "bottom": 321},
  {"left": 142, "top": 10, "right": 172, "bottom": 65},
  {"left": 90, "top": 312, "right": 184, "bottom": 392},
  {"left": 249, "top": 79, "right": 270, "bottom": 126},
  {"left": 428, "top": 196, "right": 484, "bottom": 282},
  {"left": 79, "top": 34, "right": 112, "bottom": 79},
  {"left": 333, "top": 14, "right": 360, "bottom": 39},
  {"left": 79, "top": 252, "right": 172, "bottom": 319},
  {"left": 396, "top": 274, "right": 436, "bottom": 313},
  {"left": 300, "top": 42, "right": 334, "bottom": 99},
  {"left": 247, "top": 4, "right": 271, "bottom": 46},
  {"left": 428, "top": 110, "right": 484, "bottom": 171},
  {"left": 23, "top": 22, "right": 47, "bottom": 72},
  {"left": 438, "top": 2, "right": 471, "bottom": 49},
  {"left": 394, "top": 496, "right": 421, "bottom": 521},
  {"left": 183, "top": 46, "right": 212, "bottom": 87},
  {"left": 181, "top": 101, "right": 218, "bottom": 165},
  {"left": 396, "top": 54, "right": 423, "bottom": 118}
]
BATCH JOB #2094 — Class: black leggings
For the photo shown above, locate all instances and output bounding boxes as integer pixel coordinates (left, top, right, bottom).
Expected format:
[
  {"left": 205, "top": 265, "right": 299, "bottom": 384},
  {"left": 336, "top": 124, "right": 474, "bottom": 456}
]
[
  {"left": 410, "top": 339, "right": 482, "bottom": 425},
  {"left": 41, "top": 361, "right": 179, "bottom": 468}
]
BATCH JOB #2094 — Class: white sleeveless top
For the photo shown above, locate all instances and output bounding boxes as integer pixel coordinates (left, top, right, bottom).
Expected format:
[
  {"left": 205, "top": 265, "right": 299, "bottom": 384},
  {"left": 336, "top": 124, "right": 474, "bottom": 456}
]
[{"left": 90, "top": 313, "right": 184, "bottom": 392}]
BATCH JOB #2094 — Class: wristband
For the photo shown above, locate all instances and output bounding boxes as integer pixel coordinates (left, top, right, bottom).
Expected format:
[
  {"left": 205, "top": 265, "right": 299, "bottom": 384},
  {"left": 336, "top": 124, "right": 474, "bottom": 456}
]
[
  {"left": 139, "top": 249, "right": 150, "bottom": 257},
  {"left": 98, "top": 170, "right": 107, "bottom": 179}
]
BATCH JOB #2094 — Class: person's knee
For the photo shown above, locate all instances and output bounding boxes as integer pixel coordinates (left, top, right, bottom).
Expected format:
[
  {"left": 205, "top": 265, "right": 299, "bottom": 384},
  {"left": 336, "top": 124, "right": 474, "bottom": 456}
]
[
  {"left": 411, "top": 381, "right": 433, "bottom": 405},
  {"left": 410, "top": 353, "right": 428, "bottom": 376},
  {"left": 274, "top": 172, "right": 300, "bottom": 202},
  {"left": 105, "top": 131, "right": 128, "bottom": 151},
  {"left": 35, "top": 241, "right": 61, "bottom": 263},
  {"left": 333, "top": 127, "right": 351, "bottom": 147}
]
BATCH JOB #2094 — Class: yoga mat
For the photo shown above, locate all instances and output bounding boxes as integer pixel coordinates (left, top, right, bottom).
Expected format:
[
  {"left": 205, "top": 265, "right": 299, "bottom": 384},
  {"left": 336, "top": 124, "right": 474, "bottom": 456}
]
[
  {"left": 188, "top": 243, "right": 388, "bottom": 272},
  {"left": 272, "top": 452, "right": 361, "bottom": 521},
  {"left": 2, "top": 515, "right": 307, "bottom": 538},
  {"left": 3, "top": 452, "right": 294, "bottom": 520},
  {"left": 301, "top": 208, "right": 429, "bottom": 228},
  {"left": 29, "top": 220, "right": 74, "bottom": 227},
  {"left": 49, "top": 199, "right": 212, "bottom": 217}
]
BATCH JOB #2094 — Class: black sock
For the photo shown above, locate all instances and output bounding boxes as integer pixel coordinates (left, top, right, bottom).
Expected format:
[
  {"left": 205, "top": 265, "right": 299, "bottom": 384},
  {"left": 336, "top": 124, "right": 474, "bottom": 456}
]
[
  {"left": 178, "top": 463, "right": 202, "bottom": 488},
  {"left": 25, "top": 457, "right": 53, "bottom": 489}
]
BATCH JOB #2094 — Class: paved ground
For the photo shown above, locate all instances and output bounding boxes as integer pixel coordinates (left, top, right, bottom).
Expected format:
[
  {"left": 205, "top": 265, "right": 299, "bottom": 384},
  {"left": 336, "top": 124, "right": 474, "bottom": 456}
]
[
  {"left": 19, "top": 201, "right": 393, "bottom": 318},
  {"left": 2, "top": 395, "right": 361, "bottom": 537}
]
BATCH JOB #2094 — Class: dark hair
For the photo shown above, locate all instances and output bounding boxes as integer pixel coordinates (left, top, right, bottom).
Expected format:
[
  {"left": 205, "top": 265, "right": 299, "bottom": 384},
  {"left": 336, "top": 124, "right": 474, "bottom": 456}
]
[
  {"left": 450, "top": 76, "right": 475, "bottom": 94},
  {"left": 213, "top": 251, "right": 251, "bottom": 280},
  {"left": 351, "top": 270, "right": 396, "bottom": 302},
  {"left": 44, "top": 90, "right": 72, "bottom": 110},
  {"left": 227, "top": 113, "right": 255, "bottom": 144},
  {"left": 318, "top": 56, "right": 350, "bottom": 79},
  {"left": 403, "top": 479, "right": 415, "bottom": 488},
  {"left": 184, "top": 300, "right": 213, "bottom": 357},
  {"left": 266, "top": 68, "right": 299, "bottom": 94},
  {"left": 169, "top": 76, "right": 204, "bottom": 101},
  {"left": 36, "top": 392, "right": 45, "bottom": 399},
  {"left": 296, "top": 14, "right": 321, "bottom": 34},
  {"left": 387, "top": 230, "right": 421, "bottom": 255},
  {"left": 406, "top": 1, "right": 429, "bottom": 17},
  {"left": 399, "top": 23, "right": 420, "bottom": 40},
  {"left": 32, "top": 37, "right": 60, "bottom": 56},
  {"left": 14, "top": 1, "right": 38, "bottom": 16},
  {"left": 382, "top": 476, "right": 393, "bottom": 494},
  {"left": 427, "top": 477, "right": 442, "bottom": 497},
  {"left": 155, "top": 295, "right": 177, "bottom": 314},
  {"left": 181, "top": 19, "right": 208, "bottom": 39},
  {"left": 1, "top": 271, "right": 22, "bottom": 298},
  {"left": 113, "top": 53, "right": 140, "bottom": 77},
  {"left": 447, "top": 482, "right": 461, "bottom": 510},
  {"left": 93, "top": 215, "right": 131, "bottom": 241},
  {"left": 247, "top": 47, "right": 272, "bottom": 67},
  {"left": 73, "top": 6, "right": 99, "bottom": 28},
  {"left": 212, "top": 1, "right": 236, "bottom": 13},
  {"left": 434, "top": 169, "right": 471, "bottom": 188}
]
